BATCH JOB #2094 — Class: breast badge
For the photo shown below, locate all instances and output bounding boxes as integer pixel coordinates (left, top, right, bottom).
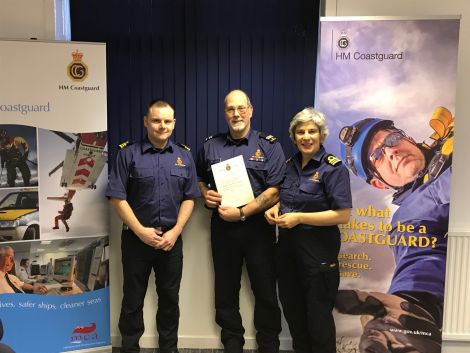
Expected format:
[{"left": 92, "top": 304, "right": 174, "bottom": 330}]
[
  {"left": 310, "top": 171, "right": 320, "bottom": 182},
  {"left": 175, "top": 157, "right": 186, "bottom": 167},
  {"left": 249, "top": 149, "right": 265, "bottom": 162}
]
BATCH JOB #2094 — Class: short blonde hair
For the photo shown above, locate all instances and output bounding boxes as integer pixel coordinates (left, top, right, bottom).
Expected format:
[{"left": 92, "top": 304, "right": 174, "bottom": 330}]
[{"left": 289, "top": 107, "right": 329, "bottom": 143}]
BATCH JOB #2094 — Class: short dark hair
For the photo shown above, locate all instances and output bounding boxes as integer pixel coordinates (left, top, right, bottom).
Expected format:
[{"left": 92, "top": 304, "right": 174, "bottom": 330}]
[
  {"left": 20, "top": 258, "right": 29, "bottom": 267},
  {"left": 147, "top": 99, "right": 173, "bottom": 111}
]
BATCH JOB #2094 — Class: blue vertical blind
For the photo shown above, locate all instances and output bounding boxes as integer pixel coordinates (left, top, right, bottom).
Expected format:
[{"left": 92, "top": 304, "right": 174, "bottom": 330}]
[{"left": 71, "top": 0, "right": 319, "bottom": 162}]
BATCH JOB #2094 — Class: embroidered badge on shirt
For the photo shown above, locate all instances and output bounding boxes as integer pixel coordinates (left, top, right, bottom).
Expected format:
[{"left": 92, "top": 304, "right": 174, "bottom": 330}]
[
  {"left": 249, "top": 149, "right": 265, "bottom": 162},
  {"left": 310, "top": 171, "right": 320, "bottom": 182},
  {"left": 226, "top": 163, "right": 231, "bottom": 171},
  {"left": 175, "top": 157, "right": 186, "bottom": 167}
]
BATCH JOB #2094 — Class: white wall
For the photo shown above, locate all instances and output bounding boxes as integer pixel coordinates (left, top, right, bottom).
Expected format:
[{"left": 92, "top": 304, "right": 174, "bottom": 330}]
[
  {"left": 0, "top": 0, "right": 55, "bottom": 40},
  {"left": 323, "top": 2, "right": 470, "bottom": 353}
]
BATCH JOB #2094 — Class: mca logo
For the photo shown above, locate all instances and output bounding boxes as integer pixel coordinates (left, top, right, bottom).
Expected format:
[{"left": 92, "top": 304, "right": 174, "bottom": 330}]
[
  {"left": 338, "top": 32, "right": 349, "bottom": 49},
  {"left": 70, "top": 322, "right": 98, "bottom": 344},
  {"left": 67, "top": 49, "right": 88, "bottom": 82}
]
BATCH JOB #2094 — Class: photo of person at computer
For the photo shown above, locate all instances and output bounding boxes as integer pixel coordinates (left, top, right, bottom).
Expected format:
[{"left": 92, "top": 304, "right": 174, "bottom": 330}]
[
  {"left": 0, "top": 246, "right": 47, "bottom": 294},
  {"left": 0, "top": 237, "right": 108, "bottom": 296}
]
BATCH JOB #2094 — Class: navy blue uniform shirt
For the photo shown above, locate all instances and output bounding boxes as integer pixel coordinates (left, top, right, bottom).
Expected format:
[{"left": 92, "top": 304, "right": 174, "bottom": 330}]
[
  {"left": 197, "top": 129, "right": 286, "bottom": 197},
  {"left": 280, "top": 146, "right": 352, "bottom": 233},
  {"left": 106, "top": 137, "right": 200, "bottom": 227}
]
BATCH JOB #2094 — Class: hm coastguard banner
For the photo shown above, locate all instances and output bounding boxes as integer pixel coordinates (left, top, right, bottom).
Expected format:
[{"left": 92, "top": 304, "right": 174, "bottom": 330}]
[
  {"left": 316, "top": 17, "right": 460, "bottom": 353},
  {"left": 0, "top": 40, "right": 110, "bottom": 353},
  {"left": 0, "top": 40, "right": 106, "bottom": 132}
]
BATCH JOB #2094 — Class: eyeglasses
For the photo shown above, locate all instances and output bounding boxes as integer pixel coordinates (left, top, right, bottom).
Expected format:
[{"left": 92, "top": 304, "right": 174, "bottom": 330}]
[
  {"left": 369, "top": 131, "right": 409, "bottom": 165},
  {"left": 225, "top": 105, "right": 249, "bottom": 116}
]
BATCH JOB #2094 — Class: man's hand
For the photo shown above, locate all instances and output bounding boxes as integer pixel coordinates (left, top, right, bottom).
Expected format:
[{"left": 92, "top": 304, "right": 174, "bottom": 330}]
[
  {"left": 335, "top": 289, "right": 441, "bottom": 353},
  {"left": 202, "top": 189, "right": 222, "bottom": 208},
  {"left": 158, "top": 226, "right": 181, "bottom": 251},
  {"left": 274, "top": 213, "right": 300, "bottom": 229},
  {"left": 136, "top": 227, "right": 163, "bottom": 248},
  {"left": 33, "top": 284, "right": 48, "bottom": 294},
  {"left": 218, "top": 205, "right": 241, "bottom": 222},
  {"left": 264, "top": 203, "right": 280, "bottom": 225}
]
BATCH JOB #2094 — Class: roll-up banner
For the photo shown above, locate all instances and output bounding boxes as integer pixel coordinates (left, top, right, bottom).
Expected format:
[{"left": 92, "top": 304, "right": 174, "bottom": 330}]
[
  {"left": 0, "top": 40, "right": 110, "bottom": 353},
  {"left": 316, "top": 17, "right": 460, "bottom": 353}
]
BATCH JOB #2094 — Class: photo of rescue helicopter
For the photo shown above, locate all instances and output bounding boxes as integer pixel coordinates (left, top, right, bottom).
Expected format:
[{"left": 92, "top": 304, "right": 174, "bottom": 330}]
[
  {"left": 47, "top": 131, "right": 107, "bottom": 196},
  {"left": 40, "top": 130, "right": 108, "bottom": 237}
]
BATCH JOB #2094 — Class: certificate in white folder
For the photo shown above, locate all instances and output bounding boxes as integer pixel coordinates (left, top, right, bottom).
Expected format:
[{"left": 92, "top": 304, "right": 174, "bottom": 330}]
[{"left": 211, "top": 155, "right": 255, "bottom": 207}]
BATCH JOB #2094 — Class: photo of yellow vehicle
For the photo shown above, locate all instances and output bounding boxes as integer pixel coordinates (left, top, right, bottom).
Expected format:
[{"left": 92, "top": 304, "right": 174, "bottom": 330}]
[{"left": 0, "top": 188, "right": 39, "bottom": 241}]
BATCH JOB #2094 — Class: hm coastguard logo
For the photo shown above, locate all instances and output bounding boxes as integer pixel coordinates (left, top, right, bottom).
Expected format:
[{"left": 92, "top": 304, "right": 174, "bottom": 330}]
[
  {"left": 67, "top": 50, "right": 88, "bottom": 82},
  {"left": 337, "top": 32, "right": 349, "bottom": 49},
  {"left": 334, "top": 30, "right": 403, "bottom": 62}
]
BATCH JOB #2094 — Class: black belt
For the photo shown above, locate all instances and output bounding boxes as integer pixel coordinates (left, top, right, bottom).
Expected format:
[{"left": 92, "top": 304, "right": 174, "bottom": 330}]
[{"left": 122, "top": 224, "right": 174, "bottom": 232}]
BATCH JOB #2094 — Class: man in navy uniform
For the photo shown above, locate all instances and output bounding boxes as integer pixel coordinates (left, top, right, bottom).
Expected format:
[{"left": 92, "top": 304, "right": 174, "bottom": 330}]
[
  {"left": 106, "top": 99, "right": 200, "bottom": 353},
  {"left": 197, "top": 89, "right": 285, "bottom": 353}
]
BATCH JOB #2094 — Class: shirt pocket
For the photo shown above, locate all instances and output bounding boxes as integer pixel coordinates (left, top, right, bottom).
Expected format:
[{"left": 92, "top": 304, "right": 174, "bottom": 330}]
[
  {"left": 170, "top": 166, "right": 189, "bottom": 179},
  {"left": 245, "top": 160, "right": 269, "bottom": 194},
  {"left": 170, "top": 166, "right": 190, "bottom": 193},
  {"left": 299, "top": 181, "right": 324, "bottom": 197},
  {"left": 129, "top": 167, "right": 154, "bottom": 203}
]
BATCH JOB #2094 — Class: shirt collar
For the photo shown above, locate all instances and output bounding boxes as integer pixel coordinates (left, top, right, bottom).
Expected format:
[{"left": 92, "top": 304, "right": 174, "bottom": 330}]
[
  {"left": 294, "top": 145, "right": 326, "bottom": 167},
  {"left": 224, "top": 129, "right": 252, "bottom": 146},
  {"left": 142, "top": 136, "right": 174, "bottom": 154}
]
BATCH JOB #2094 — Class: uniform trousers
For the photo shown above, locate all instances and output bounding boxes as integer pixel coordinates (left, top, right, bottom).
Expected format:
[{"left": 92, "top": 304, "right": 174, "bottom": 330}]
[
  {"left": 6, "top": 160, "right": 30, "bottom": 187},
  {"left": 278, "top": 228, "right": 340, "bottom": 353},
  {"left": 211, "top": 213, "right": 281, "bottom": 353},
  {"left": 119, "top": 228, "right": 182, "bottom": 353}
]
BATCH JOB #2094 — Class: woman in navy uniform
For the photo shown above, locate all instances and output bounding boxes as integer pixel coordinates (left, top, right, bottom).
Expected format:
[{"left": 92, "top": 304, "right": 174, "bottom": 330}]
[{"left": 265, "top": 107, "right": 352, "bottom": 353}]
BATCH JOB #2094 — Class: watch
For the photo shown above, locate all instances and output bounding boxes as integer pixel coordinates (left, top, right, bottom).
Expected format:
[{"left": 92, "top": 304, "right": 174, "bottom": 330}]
[{"left": 239, "top": 207, "right": 246, "bottom": 222}]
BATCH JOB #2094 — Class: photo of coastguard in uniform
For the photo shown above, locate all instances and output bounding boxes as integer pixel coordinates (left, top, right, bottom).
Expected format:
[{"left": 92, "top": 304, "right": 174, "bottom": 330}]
[
  {"left": 335, "top": 107, "right": 453, "bottom": 353},
  {"left": 0, "top": 125, "right": 38, "bottom": 188}
]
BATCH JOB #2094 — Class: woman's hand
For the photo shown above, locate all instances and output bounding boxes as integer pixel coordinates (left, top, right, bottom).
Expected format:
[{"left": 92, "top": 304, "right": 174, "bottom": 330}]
[
  {"left": 264, "top": 203, "right": 280, "bottom": 225},
  {"left": 275, "top": 213, "right": 301, "bottom": 229}
]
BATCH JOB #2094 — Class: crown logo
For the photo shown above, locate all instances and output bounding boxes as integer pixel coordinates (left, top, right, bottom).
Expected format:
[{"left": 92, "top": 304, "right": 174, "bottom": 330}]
[
  {"left": 72, "top": 50, "right": 84, "bottom": 62},
  {"left": 67, "top": 50, "right": 88, "bottom": 82}
]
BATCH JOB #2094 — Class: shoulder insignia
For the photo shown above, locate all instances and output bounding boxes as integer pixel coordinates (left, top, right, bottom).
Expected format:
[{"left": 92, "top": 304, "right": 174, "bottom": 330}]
[
  {"left": 204, "top": 133, "right": 223, "bottom": 143},
  {"left": 325, "top": 154, "right": 342, "bottom": 167},
  {"left": 285, "top": 156, "right": 294, "bottom": 164},
  {"left": 176, "top": 142, "right": 190, "bottom": 151},
  {"left": 259, "top": 132, "right": 277, "bottom": 144},
  {"left": 118, "top": 140, "right": 132, "bottom": 149}
]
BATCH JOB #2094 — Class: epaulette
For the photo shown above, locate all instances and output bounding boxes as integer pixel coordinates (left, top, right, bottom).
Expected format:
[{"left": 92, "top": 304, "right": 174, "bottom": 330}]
[
  {"left": 285, "top": 156, "right": 294, "bottom": 164},
  {"left": 176, "top": 142, "right": 190, "bottom": 151},
  {"left": 259, "top": 132, "right": 277, "bottom": 143},
  {"left": 325, "top": 154, "right": 342, "bottom": 167},
  {"left": 204, "top": 133, "right": 223, "bottom": 143},
  {"left": 118, "top": 140, "right": 132, "bottom": 149}
]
